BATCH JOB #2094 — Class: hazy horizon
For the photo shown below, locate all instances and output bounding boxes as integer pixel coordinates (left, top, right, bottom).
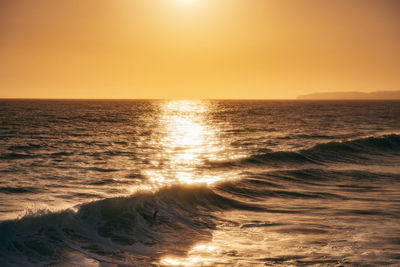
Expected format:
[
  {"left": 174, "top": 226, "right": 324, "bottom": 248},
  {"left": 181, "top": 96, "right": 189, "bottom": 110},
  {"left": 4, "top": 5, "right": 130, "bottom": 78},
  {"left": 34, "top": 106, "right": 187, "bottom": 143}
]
[{"left": 2, "top": 89, "right": 400, "bottom": 100}]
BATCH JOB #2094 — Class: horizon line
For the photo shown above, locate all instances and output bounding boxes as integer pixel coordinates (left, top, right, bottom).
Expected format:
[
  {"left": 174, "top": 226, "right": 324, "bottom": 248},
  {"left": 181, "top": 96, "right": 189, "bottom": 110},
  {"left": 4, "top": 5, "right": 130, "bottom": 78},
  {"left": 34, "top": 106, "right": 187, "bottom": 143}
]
[{"left": 1, "top": 97, "right": 400, "bottom": 101}]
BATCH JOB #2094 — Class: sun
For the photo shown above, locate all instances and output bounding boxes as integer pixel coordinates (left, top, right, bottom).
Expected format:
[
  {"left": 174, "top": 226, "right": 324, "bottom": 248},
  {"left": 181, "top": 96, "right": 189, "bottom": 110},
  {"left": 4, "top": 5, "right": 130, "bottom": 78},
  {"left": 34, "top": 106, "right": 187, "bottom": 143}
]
[{"left": 178, "top": 0, "right": 197, "bottom": 4}]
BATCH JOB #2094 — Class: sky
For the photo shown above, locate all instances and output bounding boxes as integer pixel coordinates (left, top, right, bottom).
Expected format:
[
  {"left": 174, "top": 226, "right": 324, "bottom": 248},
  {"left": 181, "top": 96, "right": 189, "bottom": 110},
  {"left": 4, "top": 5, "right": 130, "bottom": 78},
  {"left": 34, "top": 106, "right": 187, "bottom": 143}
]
[{"left": 0, "top": 0, "right": 399, "bottom": 99}]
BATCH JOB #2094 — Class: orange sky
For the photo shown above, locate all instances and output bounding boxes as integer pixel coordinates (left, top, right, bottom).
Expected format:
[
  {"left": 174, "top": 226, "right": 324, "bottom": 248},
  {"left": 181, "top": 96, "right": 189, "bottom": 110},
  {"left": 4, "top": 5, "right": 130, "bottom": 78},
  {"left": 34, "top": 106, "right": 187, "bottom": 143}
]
[{"left": 0, "top": 0, "right": 399, "bottom": 99}]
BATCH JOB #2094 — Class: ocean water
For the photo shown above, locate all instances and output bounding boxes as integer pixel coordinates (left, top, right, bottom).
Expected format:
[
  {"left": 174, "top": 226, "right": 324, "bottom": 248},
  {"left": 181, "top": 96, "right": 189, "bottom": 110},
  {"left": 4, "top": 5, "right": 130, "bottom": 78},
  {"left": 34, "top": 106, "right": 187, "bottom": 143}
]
[{"left": 0, "top": 99, "right": 400, "bottom": 266}]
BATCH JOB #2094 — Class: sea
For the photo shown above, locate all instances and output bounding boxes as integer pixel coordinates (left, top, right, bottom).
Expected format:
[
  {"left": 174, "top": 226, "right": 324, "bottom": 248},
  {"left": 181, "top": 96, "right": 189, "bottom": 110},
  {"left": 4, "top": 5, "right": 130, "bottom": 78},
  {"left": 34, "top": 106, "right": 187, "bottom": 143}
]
[{"left": 0, "top": 99, "right": 400, "bottom": 266}]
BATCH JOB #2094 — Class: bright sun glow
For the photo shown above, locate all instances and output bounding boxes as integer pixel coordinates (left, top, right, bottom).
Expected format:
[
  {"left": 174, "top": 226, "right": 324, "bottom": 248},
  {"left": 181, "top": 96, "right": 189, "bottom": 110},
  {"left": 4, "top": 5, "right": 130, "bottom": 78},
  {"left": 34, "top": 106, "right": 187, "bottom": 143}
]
[
  {"left": 161, "top": 243, "right": 222, "bottom": 266},
  {"left": 178, "top": 0, "right": 197, "bottom": 4}
]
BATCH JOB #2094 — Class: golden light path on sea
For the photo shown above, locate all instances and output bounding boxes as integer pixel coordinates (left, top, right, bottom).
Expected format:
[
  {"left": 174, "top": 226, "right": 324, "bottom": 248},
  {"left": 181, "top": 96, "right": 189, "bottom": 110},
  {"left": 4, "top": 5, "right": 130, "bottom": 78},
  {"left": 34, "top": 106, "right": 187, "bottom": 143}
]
[
  {"left": 142, "top": 100, "right": 230, "bottom": 265},
  {"left": 143, "top": 100, "right": 234, "bottom": 187},
  {"left": 139, "top": 100, "right": 250, "bottom": 266},
  {"left": 161, "top": 243, "right": 224, "bottom": 266}
]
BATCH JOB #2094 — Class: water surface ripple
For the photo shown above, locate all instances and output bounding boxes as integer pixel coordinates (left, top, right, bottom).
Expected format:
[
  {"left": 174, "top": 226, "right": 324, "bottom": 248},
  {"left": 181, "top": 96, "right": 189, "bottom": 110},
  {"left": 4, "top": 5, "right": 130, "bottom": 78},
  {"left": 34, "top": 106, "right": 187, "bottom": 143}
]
[{"left": 0, "top": 100, "right": 400, "bottom": 266}]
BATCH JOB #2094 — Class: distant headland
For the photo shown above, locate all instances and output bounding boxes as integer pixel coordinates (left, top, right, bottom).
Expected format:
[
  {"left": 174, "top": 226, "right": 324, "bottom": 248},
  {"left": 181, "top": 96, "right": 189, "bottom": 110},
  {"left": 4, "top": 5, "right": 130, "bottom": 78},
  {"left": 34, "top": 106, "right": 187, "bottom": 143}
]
[{"left": 297, "top": 91, "right": 400, "bottom": 100}]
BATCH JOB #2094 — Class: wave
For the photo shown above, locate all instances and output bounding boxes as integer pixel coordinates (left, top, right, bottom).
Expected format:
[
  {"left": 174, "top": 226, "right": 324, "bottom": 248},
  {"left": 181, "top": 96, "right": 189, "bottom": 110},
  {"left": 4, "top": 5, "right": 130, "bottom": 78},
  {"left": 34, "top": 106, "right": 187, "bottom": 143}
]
[
  {"left": 1, "top": 164, "right": 399, "bottom": 265},
  {"left": 0, "top": 187, "right": 40, "bottom": 194},
  {"left": 7, "top": 144, "right": 44, "bottom": 151},
  {"left": 0, "top": 153, "right": 35, "bottom": 160},
  {"left": 0, "top": 184, "right": 267, "bottom": 266},
  {"left": 209, "top": 134, "right": 400, "bottom": 168}
]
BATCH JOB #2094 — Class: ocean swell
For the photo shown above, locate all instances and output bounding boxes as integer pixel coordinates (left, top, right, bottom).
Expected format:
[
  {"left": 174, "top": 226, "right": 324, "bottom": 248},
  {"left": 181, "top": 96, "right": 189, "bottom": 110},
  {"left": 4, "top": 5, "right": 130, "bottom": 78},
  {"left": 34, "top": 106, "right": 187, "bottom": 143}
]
[{"left": 209, "top": 134, "right": 400, "bottom": 168}]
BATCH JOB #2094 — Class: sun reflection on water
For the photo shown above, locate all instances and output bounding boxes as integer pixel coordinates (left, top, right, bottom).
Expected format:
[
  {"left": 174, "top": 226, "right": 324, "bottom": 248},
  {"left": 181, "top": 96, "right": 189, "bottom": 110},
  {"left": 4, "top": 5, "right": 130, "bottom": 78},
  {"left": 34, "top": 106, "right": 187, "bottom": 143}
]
[
  {"left": 143, "top": 100, "right": 246, "bottom": 266},
  {"left": 143, "top": 100, "right": 230, "bottom": 187},
  {"left": 161, "top": 243, "right": 224, "bottom": 266}
]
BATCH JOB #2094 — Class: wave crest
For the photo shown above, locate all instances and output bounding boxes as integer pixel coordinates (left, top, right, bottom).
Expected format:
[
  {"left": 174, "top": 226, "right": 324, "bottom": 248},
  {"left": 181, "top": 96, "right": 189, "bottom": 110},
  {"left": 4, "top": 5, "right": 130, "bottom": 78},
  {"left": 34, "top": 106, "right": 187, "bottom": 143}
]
[
  {"left": 210, "top": 134, "right": 400, "bottom": 168},
  {"left": 0, "top": 184, "right": 266, "bottom": 265}
]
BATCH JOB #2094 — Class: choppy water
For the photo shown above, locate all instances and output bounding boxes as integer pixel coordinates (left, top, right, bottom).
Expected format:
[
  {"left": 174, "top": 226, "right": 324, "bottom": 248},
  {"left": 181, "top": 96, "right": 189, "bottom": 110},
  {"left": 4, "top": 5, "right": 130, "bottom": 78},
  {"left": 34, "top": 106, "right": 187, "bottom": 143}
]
[{"left": 0, "top": 100, "right": 400, "bottom": 266}]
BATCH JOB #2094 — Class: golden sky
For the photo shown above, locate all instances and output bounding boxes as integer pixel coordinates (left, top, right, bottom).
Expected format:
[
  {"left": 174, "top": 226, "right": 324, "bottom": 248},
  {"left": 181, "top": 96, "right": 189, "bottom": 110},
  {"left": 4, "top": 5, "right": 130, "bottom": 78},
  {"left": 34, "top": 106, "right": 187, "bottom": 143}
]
[{"left": 0, "top": 0, "right": 399, "bottom": 99}]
